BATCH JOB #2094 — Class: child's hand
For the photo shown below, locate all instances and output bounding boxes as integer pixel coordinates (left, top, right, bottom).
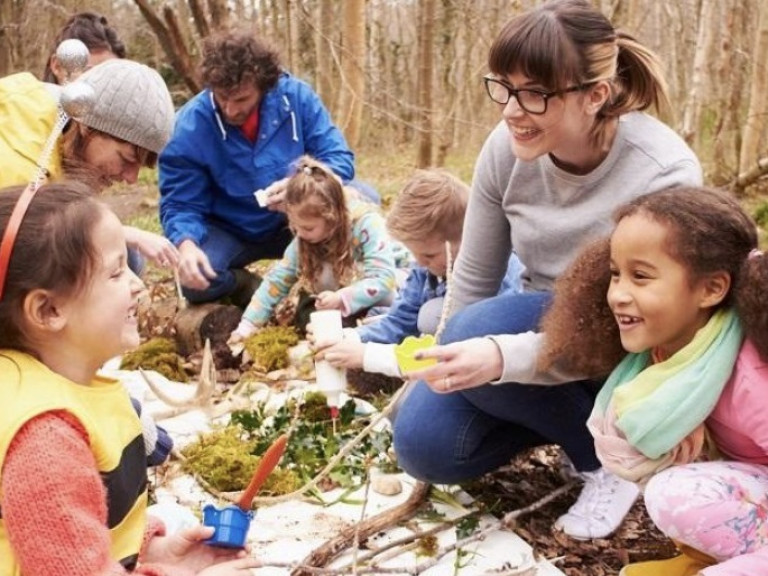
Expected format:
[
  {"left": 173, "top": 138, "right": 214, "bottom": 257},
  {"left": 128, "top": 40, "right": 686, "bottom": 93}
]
[
  {"left": 316, "top": 340, "right": 365, "bottom": 369},
  {"left": 306, "top": 322, "right": 338, "bottom": 351},
  {"left": 198, "top": 556, "right": 261, "bottom": 575},
  {"left": 227, "top": 320, "right": 258, "bottom": 355},
  {"left": 305, "top": 322, "right": 317, "bottom": 347},
  {"left": 315, "top": 290, "right": 342, "bottom": 311},
  {"left": 143, "top": 525, "right": 251, "bottom": 571}
]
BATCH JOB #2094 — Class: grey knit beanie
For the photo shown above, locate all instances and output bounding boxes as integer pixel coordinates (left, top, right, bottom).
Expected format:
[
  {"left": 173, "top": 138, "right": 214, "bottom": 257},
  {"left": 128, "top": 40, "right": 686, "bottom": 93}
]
[{"left": 76, "top": 59, "right": 175, "bottom": 154}]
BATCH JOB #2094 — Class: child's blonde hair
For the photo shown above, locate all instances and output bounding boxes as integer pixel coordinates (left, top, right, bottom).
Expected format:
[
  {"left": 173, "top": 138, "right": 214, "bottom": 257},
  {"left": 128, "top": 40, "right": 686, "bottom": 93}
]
[
  {"left": 285, "top": 156, "right": 354, "bottom": 291},
  {"left": 386, "top": 169, "right": 468, "bottom": 244}
]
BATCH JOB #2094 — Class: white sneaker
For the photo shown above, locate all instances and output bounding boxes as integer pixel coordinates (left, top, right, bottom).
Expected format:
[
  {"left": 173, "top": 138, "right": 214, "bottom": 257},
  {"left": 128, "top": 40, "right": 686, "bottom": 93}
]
[{"left": 554, "top": 467, "right": 639, "bottom": 539}]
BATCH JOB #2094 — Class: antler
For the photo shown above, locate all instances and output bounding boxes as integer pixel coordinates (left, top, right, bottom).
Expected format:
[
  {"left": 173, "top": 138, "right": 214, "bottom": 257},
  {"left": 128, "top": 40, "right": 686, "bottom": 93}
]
[{"left": 140, "top": 338, "right": 216, "bottom": 409}]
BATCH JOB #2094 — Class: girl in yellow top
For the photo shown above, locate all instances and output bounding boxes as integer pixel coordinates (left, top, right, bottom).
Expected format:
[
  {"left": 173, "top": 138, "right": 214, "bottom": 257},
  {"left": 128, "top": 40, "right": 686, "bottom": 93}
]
[{"left": 0, "top": 182, "right": 257, "bottom": 576}]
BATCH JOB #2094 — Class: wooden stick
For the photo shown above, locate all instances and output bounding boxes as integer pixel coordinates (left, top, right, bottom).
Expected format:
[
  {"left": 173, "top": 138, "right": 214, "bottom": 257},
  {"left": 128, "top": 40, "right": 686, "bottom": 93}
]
[
  {"left": 174, "top": 267, "right": 188, "bottom": 310},
  {"left": 290, "top": 481, "right": 431, "bottom": 576}
]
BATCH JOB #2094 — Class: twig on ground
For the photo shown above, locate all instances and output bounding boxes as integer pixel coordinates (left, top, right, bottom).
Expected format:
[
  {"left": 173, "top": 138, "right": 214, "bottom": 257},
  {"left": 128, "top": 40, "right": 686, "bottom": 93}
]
[
  {"left": 243, "top": 479, "right": 577, "bottom": 575},
  {"left": 290, "top": 481, "right": 432, "bottom": 576}
]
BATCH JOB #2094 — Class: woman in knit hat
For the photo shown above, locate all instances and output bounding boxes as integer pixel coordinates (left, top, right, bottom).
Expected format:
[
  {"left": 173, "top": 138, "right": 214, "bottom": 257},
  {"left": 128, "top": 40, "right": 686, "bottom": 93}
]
[{"left": 0, "top": 58, "right": 179, "bottom": 268}]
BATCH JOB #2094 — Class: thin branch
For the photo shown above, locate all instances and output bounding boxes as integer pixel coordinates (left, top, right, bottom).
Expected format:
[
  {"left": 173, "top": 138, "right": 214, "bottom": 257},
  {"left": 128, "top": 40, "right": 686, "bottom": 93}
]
[
  {"left": 732, "top": 156, "right": 768, "bottom": 194},
  {"left": 290, "top": 481, "right": 432, "bottom": 576}
]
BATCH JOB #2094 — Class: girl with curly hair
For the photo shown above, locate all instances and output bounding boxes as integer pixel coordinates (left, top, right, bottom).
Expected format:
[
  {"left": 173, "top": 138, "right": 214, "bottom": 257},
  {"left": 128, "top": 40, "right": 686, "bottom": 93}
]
[
  {"left": 229, "top": 156, "right": 397, "bottom": 342},
  {"left": 539, "top": 186, "right": 768, "bottom": 576}
]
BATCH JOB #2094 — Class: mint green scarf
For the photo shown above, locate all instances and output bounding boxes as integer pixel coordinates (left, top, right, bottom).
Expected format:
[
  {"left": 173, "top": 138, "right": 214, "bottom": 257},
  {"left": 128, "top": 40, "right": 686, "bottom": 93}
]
[{"left": 593, "top": 308, "right": 743, "bottom": 459}]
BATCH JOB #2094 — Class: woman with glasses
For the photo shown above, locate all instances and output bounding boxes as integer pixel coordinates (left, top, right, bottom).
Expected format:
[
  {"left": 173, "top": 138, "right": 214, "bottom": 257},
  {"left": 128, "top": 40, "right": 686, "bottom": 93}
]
[{"left": 393, "top": 0, "right": 701, "bottom": 541}]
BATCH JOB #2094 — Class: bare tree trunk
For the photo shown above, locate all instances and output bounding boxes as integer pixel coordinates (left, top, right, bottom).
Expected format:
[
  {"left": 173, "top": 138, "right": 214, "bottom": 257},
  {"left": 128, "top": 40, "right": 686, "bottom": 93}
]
[
  {"left": 337, "top": 0, "right": 366, "bottom": 149},
  {"left": 283, "top": 0, "right": 294, "bottom": 71},
  {"left": 416, "top": 0, "right": 436, "bottom": 167},
  {"left": 315, "top": 0, "right": 335, "bottom": 110},
  {"left": 295, "top": 0, "right": 314, "bottom": 79},
  {"left": 0, "top": 0, "right": 19, "bottom": 76},
  {"left": 188, "top": 0, "right": 211, "bottom": 38},
  {"left": 269, "top": 0, "right": 281, "bottom": 46},
  {"left": 711, "top": 0, "right": 745, "bottom": 184},
  {"left": 737, "top": 0, "right": 768, "bottom": 185},
  {"left": 208, "top": 0, "right": 230, "bottom": 30},
  {"left": 435, "top": 0, "right": 457, "bottom": 167},
  {"left": 680, "top": 0, "right": 716, "bottom": 145},
  {"left": 132, "top": 0, "right": 201, "bottom": 94}
]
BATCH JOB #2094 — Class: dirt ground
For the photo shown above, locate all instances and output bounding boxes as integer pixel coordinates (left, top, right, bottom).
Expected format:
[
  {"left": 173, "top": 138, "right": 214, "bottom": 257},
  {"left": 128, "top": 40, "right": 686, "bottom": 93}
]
[{"left": 105, "top": 184, "right": 679, "bottom": 576}]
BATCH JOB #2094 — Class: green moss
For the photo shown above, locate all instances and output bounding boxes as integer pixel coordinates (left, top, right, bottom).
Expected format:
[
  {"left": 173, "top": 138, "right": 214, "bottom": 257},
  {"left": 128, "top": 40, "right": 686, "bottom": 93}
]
[
  {"left": 753, "top": 202, "right": 768, "bottom": 229},
  {"left": 181, "top": 427, "right": 260, "bottom": 491},
  {"left": 243, "top": 326, "right": 300, "bottom": 372},
  {"left": 295, "top": 391, "right": 333, "bottom": 422},
  {"left": 416, "top": 534, "right": 439, "bottom": 557},
  {"left": 120, "top": 337, "right": 188, "bottom": 382},
  {"left": 181, "top": 426, "right": 301, "bottom": 495}
]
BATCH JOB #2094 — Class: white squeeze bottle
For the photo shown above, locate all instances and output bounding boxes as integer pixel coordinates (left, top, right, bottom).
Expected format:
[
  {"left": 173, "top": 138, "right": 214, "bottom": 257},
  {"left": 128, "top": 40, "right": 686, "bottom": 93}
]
[{"left": 310, "top": 310, "right": 346, "bottom": 423}]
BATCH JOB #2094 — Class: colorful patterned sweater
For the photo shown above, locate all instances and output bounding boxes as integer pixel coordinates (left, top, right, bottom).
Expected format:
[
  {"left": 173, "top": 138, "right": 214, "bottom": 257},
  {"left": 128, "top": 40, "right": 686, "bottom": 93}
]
[{"left": 241, "top": 202, "right": 396, "bottom": 326}]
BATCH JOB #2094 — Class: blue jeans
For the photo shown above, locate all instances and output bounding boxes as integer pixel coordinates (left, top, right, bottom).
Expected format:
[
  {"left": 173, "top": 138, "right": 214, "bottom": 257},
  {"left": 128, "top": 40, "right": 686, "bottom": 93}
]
[
  {"left": 183, "top": 224, "right": 293, "bottom": 304},
  {"left": 392, "top": 291, "right": 602, "bottom": 484}
]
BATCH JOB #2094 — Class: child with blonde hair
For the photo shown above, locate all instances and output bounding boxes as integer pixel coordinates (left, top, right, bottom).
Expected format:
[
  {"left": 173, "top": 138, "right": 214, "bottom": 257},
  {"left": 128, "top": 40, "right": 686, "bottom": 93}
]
[
  {"left": 0, "top": 182, "right": 257, "bottom": 575},
  {"left": 539, "top": 186, "right": 768, "bottom": 575},
  {"left": 229, "top": 156, "right": 396, "bottom": 342},
  {"left": 314, "top": 169, "right": 522, "bottom": 377}
]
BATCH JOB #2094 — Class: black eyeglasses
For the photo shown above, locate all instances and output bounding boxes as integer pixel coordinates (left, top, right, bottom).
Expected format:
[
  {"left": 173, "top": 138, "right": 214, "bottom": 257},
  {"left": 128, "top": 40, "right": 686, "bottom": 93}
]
[{"left": 483, "top": 74, "right": 589, "bottom": 115}]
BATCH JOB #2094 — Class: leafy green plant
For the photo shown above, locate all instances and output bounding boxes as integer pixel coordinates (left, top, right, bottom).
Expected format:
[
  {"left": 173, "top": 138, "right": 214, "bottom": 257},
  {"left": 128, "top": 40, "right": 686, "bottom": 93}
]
[{"left": 182, "top": 391, "right": 396, "bottom": 496}]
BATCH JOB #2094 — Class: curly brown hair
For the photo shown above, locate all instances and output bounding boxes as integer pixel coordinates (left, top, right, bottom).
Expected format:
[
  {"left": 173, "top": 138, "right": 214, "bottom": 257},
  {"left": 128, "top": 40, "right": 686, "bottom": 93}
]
[
  {"left": 201, "top": 30, "right": 281, "bottom": 92},
  {"left": 285, "top": 156, "right": 354, "bottom": 293},
  {"left": 539, "top": 186, "right": 768, "bottom": 375}
]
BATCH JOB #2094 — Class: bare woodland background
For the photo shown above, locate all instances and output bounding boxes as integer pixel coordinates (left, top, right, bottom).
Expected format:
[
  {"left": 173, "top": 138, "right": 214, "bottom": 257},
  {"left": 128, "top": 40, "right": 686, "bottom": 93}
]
[{"left": 1, "top": 0, "right": 767, "bottom": 194}]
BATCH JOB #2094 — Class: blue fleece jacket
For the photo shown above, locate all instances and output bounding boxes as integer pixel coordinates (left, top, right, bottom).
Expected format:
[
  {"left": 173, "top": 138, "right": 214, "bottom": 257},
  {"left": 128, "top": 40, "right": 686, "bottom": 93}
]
[{"left": 158, "top": 72, "right": 355, "bottom": 246}]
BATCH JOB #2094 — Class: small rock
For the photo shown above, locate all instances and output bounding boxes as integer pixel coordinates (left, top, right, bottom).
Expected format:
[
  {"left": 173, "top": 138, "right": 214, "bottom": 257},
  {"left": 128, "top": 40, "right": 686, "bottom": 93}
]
[{"left": 371, "top": 474, "right": 402, "bottom": 496}]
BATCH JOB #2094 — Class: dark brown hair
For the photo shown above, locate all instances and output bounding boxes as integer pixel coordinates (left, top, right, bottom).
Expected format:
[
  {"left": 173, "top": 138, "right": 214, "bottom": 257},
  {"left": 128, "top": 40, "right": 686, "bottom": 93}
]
[
  {"left": 44, "top": 12, "right": 126, "bottom": 83},
  {"left": 489, "top": 0, "right": 669, "bottom": 147},
  {"left": 539, "top": 186, "right": 768, "bottom": 375},
  {"left": 201, "top": 30, "right": 281, "bottom": 92},
  {"left": 0, "top": 182, "right": 106, "bottom": 352},
  {"left": 285, "top": 156, "right": 354, "bottom": 292},
  {"left": 386, "top": 169, "right": 468, "bottom": 244},
  {"left": 59, "top": 124, "right": 156, "bottom": 191}
]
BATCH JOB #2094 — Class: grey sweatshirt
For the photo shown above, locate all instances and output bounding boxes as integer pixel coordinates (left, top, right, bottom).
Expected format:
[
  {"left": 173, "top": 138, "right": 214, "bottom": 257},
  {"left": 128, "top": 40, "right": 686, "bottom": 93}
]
[{"left": 452, "top": 112, "right": 703, "bottom": 384}]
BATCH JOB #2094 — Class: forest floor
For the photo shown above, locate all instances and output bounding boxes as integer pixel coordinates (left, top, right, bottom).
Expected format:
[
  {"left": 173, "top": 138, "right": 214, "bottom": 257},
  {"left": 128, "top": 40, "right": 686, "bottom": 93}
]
[{"left": 105, "top": 168, "right": 679, "bottom": 576}]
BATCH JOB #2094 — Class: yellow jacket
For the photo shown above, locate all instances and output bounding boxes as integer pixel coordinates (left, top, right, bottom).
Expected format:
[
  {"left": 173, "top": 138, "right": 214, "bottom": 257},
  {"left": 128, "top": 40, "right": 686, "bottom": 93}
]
[
  {"left": 0, "top": 72, "right": 61, "bottom": 189},
  {"left": 0, "top": 350, "right": 147, "bottom": 575}
]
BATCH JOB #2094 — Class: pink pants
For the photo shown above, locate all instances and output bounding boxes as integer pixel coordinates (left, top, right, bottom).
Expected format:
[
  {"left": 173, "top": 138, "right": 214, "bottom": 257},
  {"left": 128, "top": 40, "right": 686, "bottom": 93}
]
[{"left": 644, "top": 461, "right": 768, "bottom": 575}]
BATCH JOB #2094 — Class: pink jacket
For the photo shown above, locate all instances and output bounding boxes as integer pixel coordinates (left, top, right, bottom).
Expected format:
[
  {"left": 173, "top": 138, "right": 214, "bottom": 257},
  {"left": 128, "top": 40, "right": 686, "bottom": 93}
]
[{"left": 706, "top": 339, "right": 768, "bottom": 463}]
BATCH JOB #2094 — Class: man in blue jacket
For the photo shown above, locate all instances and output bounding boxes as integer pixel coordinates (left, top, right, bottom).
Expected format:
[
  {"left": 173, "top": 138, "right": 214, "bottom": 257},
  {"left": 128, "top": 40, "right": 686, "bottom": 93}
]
[{"left": 159, "top": 31, "right": 375, "bottom": 306}]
